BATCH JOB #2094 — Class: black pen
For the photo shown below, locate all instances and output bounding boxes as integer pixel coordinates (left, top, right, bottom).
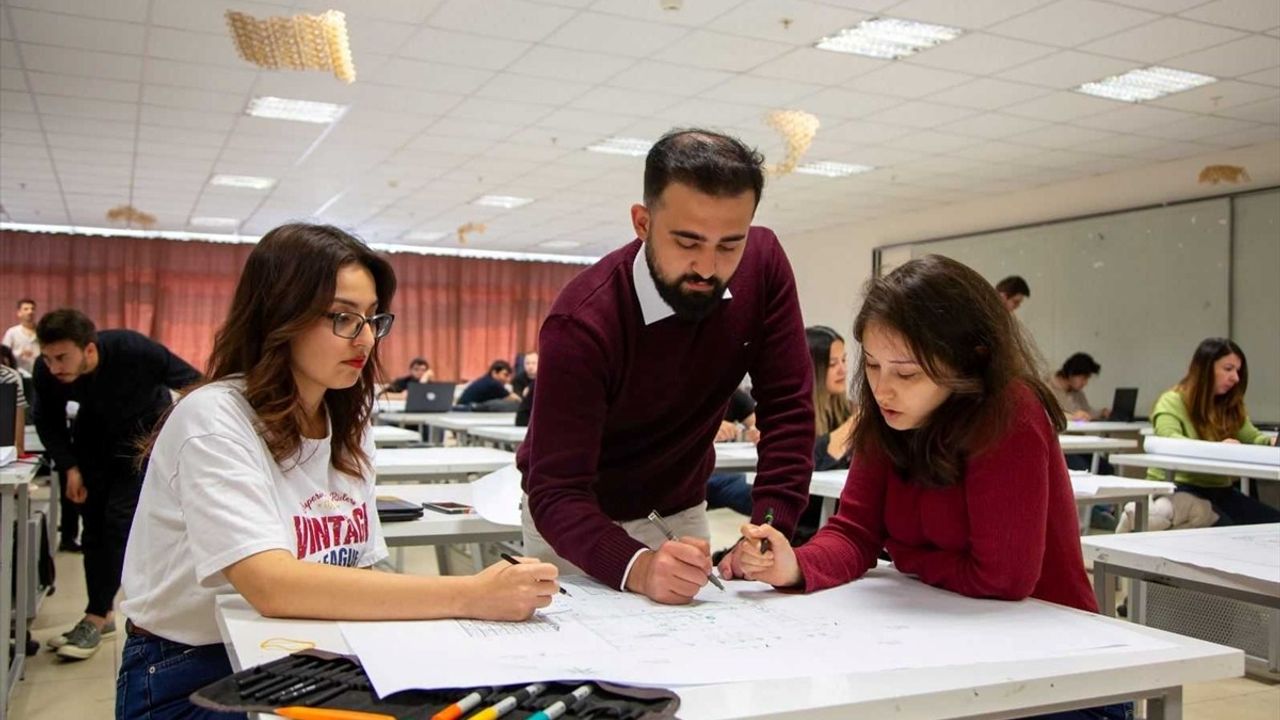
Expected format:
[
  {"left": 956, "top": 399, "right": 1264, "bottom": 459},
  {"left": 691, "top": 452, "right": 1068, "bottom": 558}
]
[
  {"left": 500, "top": 552, "right": 570, "bottom": 596},
  {"left": 647, "top": 510, "right": 725, "bottom": 591},
  {"left": 759, "top": 507, "right": 775, "bottom": 554}
]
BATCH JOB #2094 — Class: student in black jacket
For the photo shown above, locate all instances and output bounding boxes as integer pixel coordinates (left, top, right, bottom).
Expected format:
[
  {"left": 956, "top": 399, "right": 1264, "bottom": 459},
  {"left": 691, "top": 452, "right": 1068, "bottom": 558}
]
[{"left": 33, "top": 309, "right": 200, "bottom": 661}]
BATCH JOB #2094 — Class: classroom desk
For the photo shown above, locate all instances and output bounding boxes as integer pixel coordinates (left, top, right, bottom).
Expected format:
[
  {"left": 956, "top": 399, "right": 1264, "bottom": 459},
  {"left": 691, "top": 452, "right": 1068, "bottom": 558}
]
[
  {"left": 377, "top": 483, "right": 522, "bottom": 573},
  {"left": 466, "top": 424, "right": 527, "bottom": 450},
  {"left": 369, "top": 425, "right": 422, "bottom": 448},
  {"left": 462, "top": 433, "right": 762, "bottom": 472},
  {"left": 21, "top": 427, "right": 41, "bottom": 454},
  {"left": 1083, "top": 525, "right": 1280, "bottom": 679},
  {"left": 378, "top": 412, "right": 516, "bottom": 444},
  {"left": 794, "top": 471, "right": 1173, "bottom": 532},
  {"left": 375, "top": 447, "right": 515, "bottom": 484},
  {"left": 0, "top": 460, "right": 40, "bottom": 720},
  {"left": 213, "top": 568, "right": 1243, "bottom": 720},
  {"left": 1110, "top": 453, "right": 1280, "bottom": 488},
  {"left": 1063, "top": 421, "right": 1151, "bottom": 436},
  {"left": 1059, "top": 434, "right": 1139, "bottom": 473}
]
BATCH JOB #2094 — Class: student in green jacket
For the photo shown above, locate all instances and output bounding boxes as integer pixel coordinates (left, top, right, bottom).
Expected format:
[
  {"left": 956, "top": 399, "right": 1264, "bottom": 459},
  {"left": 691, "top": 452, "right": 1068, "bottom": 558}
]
[{"left": 1149, "top": 338, "right": 1279, "bottom": 525}]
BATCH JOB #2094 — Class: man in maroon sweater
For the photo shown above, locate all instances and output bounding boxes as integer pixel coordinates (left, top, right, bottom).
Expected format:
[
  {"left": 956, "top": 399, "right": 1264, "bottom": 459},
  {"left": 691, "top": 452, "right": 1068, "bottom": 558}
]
[{"left": 516, "top": 129, "right": 814, "bottom": 604}]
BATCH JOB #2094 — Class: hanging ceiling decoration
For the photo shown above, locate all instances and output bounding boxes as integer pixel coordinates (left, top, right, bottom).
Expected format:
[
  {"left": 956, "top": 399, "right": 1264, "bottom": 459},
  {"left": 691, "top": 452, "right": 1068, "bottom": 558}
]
[
  {"left": 225, "top": 9, "right": 356, "bottom": 84},
  {"left": 765, "top": 109, "right": 821, "bottom": 177},
  {"left": 105, "top": 204, "right": 156, "bottom": 229}
]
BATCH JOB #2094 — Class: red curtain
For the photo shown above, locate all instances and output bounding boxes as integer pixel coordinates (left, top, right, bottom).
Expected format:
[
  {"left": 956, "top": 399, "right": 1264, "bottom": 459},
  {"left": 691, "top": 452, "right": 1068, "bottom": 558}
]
[{"left": 0, "top": 230, "right": 584, "bottom": 380}]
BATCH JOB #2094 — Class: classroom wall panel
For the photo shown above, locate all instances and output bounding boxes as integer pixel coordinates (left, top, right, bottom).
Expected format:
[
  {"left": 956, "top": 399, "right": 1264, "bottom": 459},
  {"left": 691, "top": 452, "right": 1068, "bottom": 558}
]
[{"left": 1232, "top": 189, "right": 1280, "bottom": 423}]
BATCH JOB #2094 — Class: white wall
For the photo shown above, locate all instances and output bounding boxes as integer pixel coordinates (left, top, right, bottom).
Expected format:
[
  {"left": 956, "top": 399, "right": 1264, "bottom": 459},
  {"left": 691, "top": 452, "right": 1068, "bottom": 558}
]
[{"left": 786, "top": 140, "right": 1280, "bottom": 337}]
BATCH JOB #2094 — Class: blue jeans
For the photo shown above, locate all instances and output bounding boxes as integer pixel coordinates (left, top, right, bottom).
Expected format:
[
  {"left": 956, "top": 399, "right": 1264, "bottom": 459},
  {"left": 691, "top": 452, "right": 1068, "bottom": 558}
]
[
  {"left": 706, "top": 473, "right": 753, "bottom": 516},
  {"left": 1025, "top": 702, "right": 1133, "bottom": 719},
  {"left": 116, "top": 632, "right": 246, "bottom": 720}
]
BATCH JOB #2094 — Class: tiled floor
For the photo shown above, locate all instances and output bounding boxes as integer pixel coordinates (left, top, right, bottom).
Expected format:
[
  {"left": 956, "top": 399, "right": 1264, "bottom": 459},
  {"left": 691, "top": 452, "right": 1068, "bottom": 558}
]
[{"left": 7, "top": 509, "right": 1277, "bottom": 719}]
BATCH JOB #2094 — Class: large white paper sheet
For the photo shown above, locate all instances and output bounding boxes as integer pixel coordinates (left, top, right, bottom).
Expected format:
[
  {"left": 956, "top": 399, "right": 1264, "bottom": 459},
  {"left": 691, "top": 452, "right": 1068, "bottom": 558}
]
[
  {"left": 341, "top": 570, "right": 1172, "bottom": 696},
  {"left": 1089, "top": 524, "right": 1280, "bottom": 587},
  {"left": 470, "top": 464, "right": 522, "bottom": 526},
  {"left": 1144, "top": 436, "right": 1280, "bottom": 466}
]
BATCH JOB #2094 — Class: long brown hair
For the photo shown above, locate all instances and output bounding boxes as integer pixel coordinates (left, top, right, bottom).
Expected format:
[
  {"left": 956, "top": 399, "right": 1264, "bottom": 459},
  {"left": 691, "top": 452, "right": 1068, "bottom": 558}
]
[
  {"left": 1175, "top": 338, "right": 1249, "bottom": 441},
  {"left": 849, "top": 255, "right": 1064, "bottom": 488},
  {"left": 146, "top": 224, "right": 396, "bottom": 478},
  {"left": 806, "top": 325, "right": 853, "bottom": 436}
]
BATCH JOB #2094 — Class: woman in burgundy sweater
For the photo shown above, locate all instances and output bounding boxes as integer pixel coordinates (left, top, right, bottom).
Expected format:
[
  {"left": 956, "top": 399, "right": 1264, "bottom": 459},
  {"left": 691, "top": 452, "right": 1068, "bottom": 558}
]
[{"left": 738, "top": 255, "right": 1119, "bottom": 718}]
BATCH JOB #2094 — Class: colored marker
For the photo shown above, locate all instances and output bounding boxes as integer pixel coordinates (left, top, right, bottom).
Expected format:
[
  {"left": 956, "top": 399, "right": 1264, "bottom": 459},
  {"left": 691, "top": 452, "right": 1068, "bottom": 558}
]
[
  {"left": 527, "top": 684, "right": 594, "bottom": 720},
  {"left": 499, "top": 553, "right": 570, "bottom": 596},
  {"left": 431, "top": 689, "right": 487, "bottom": 720},
  {"left": 467, "top": 683, "right": 547, "bottom": 720},
  {"left": 647, "top": 510, "right": 725, "bottom": 591},
  {"left": 274, "top": 707, "right": 397, "bottom": 720},
  {"left": 759, "top": 507, "right": 775, "bottom": 554}
]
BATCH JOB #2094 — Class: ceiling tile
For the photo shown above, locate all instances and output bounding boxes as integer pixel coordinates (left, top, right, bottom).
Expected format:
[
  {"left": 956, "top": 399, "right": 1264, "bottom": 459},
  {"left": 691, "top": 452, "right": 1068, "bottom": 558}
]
[
  {"left": 347, "top": 84, "right": 462, "bottom": 115},
  {"left": 890, "top": 0, "right": 1057, "bottom": 29},
  {"left": 1142, "top": 114, "right": 1262, "bottom": 141},
  {"left": 1150, "top": 80, "right": 1280, "bottom": 114},
  {"left": 148, "top": 0, "right": 295, "bottom": 34},
  {"left": 1167, "top": 36, "right": 1280, "bottom": 79},
  {"left": 27, "top": 71, "right": 138, "bottom": 103},
  {"left": 475, "top": 72, "right": 592, "bottom": 105},
  {"left": 1215, "top": 97, "right": 1280, "bottom": 124},
  {"left": 449, "top": 96, "right": 556, "bottom": 124},
  {"left": 1080, "top": 18, "right": 1245, "bottom": 63},
  {"left": 750, "top": 46, "right": 885, "bottom": 84},
  {"left": 704, "top": 75, "right": 824, "bottom": 105},
  {"left": 507, "top": 46, "right": 634, "bottom": 84},
  {"left": 1070, "top": 104, "right": 1195, "bottom": 132},
  {"left": 656, "top": 30, "right": 792, "bottom": 72},
  {"left": 426, "top": 0, "right": 576, "bottom": 42},
  {"left": 1002, "top": 91, "right": 1116, "bottom": 121},
  {"left": 1102, "top": 0, "right": 1205, "bottom": 10},
  {"left": 925, "top": 78, "right": 1051, "bottom": 110},
  {"left": 36, "top": 94, "right": 135, "bottom": 121},
  {"left": 398, "top": 27, "right": 531, "bottom": 70},
  {"left": 8, "top": 0, "right": 148, "bottom": 23},
  {"left": 996, "top": 51, "right": 1139, "bottom": 90},
  {"left": 908, "top": 33, "right": 1056, "bottom": 75},
  {"left": 864, "top": 101, "right": 978, "bottom": 128},
  {"left": 587, "top": 0, "right": 744, "bottom": 27},
  {"left": 145, "top": 59, "right": 256, "bottom": 94},
  {"left": 706, "top": 0, "right": 868, "bottom": 44},
  {"left": 1240, "top": 67, "right": 1280, "bottom": 87},
  {"left": 8, "top": 9, "right": 145, "bottom": 54},
  {"left": 846, "top": 63, "right": 974, "bottom": 99},
  {"left": 646, "top": 98, "right": 760, "bottom": 127},
  {"left": 1180, "top": 0, "right": 1280, "bottom": 32},
  {"left": 543, "top": 12, "right": 688, "bottom": 58},
  {"left": 988, "top": 1, "right": 1156, "bottom": 47},
  {"left": 569, "top": 86, "right": 683, "bottom": 115},
  {"left": 879, "top": 130, "right": 978, "bottom": 153},
  {"left": 17, "top": 44, "right": 142, "bottom": 82},
  {"left": 795, "top": 87, "right": 902, "bottom": 119},
  {"left": 1196, "top": 123, "right": 1280, "bottom": 147},
  {"left": 1007, "top": 124, "right": 1113, "bottom": 149},
  {"left": 941, "top": 112, "right": 1049, "bottom": 138},
  {"left": 607, "top": 60, "right": 733, "bottom": 95},
  {"left": 142, "top": 84, "right": 244, "bottom": 113},
  {"left": 43, "top": 115, "right": 137, "bottom": 139},
  {"left": 147, "top": 26, "right": 245, "bottom": 68},
  {"left": 139, "top": 105, "right": 237, "bottom": 132},
  {"left": 535, "top": 107, "right": 638, "bottom": 134},
  {"left": 375, "top": 58, "right": 495, "bottom": 94}
]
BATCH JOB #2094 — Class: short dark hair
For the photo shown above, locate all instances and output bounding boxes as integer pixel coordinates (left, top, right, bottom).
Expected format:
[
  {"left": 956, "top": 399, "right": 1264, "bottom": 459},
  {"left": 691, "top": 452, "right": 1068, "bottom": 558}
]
[
  {"left": 16, "top": 298, "right": 35, "bottom": 308},
  {"left": 644, "top": 128, "right": 765, "bottom": 208},
  {"left": 489, "top": 359, "right": 513, "bottom": 375},
  {"left": 36, "top": 308, "right": 97, "bottom": 348},
  {"left": 1060, "top": 353, "right": 1101, "bottom": 378},
  {"left": 995, "top": 275, "right": 1030, "bottom": 297},
  {"left": 0, "top": 344, "right": 15, "bottom": 369},
  {"left": 409, "top": 357, "right": 429, "bottom": 369}
]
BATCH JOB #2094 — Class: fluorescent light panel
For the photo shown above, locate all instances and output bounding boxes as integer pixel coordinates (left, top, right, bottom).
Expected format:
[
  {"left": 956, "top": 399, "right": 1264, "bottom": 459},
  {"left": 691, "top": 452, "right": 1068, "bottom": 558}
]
[
  {"left": 404, "top": 231, "right": 447, "bottom": 242},
  {"left": 586, "top": 137, "right": 653, "bottom": 157},
  {"left": 539, "top": 240, "right": 581, "bottom": 249},
  {"left": 210, "top": 174, "right": 276, "bottom": 190},
  {"left": 190, "top": 216, "right": 239, "bottom": 228},
  {"left": 794, "top": 161, "right": 875, "bottom": 178},
  {"left": 1076, "top": 66, "right": 1217, "bottom": 103},
  {"left": 473, "top": 195, "right": 533, "bottom": 209},
  {"left": 815, "top": 17, "right": 962, "bottom": 59},
  {"left": 245, "top": 96, "right": 348, "bottom": 123}
]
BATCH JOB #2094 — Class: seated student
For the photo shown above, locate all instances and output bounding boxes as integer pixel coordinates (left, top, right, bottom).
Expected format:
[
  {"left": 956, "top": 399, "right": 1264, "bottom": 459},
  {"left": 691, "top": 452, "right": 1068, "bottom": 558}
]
[
  {"left": 995, "top": 275, "right": 1030, "bottom": 313},
  {"left": 512, "top": 351, "right": 536, "bottom": 398},
  {"left": 707, "top": 387, "right": 758, "bottom": 518},
  {"left": 807, "top": 326, "right": 855, "bottom": 472},
  {"left": 1147, "top": 338, "right": 1280, "bottom": 526},
  {"left": 1048, "top": 352, "right": 1107, "bottom": 422},
  {"left": 457, "top": 359, "right": 521, "bottom": 409},
  {"left": 515, "top": 351, "right": 538, "bottom": 427},
  {"left": 734, "top": 256, "right": 1115, "bottom": 719},
  {"left": 116, "top": 224, "right": 559, "bottom": 720},
  {"left": 0, "top": 346, "right": 26, "bottom": 454},
  {"left": 383, "top": 356, "right": 432, "bottom": 394}
]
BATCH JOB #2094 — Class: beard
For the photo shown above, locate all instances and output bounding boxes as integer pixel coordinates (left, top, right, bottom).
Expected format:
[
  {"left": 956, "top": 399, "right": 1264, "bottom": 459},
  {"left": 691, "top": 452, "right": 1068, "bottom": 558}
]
[{"left": 644, "top": 240, "right": 727, "bottom": 322}]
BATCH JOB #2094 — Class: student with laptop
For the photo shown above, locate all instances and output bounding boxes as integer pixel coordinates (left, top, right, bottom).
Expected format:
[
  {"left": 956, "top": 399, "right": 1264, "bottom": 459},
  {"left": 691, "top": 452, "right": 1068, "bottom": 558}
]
[
  {"left": 735, "top": 256, "right": 1122, "bottom": 719},
  {"left": 457, "top": 359, "right": 521, "bottom": 410},
  {"left": 383, "top": 356, "right": 433, "bottom": 394},
  {"left": 116, "top": 224, "right": 559, "bottom": 720},
  {"left": 1147, "top": 337, "right": 1280, "bottom": 526},
  {"left": 1048, "top": 352, "right": 1106, "bottom": 422},
  {"left": 404, "top": 380, "right": 458, "bottom": 413}
]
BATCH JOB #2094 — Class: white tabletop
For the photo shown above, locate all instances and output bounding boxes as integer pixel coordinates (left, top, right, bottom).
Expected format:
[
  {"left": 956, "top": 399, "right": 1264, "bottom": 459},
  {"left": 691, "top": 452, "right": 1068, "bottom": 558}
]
[
  {"left": 214, "top": 571, "right": 1243, "bottom": 719},
  {"left": 379, "top": 411, "right": 517, "bottom": 430},
  {"left": 374, "top": 447, "right": 515, "bottom": 483},
  {"left": 1082, "top": 524, "right": 1280, "bottom": 594},
  {"left": 22, "top": 427, "right": 42, "bottom": 453},
  {"left": 0, "top": 460, "right": 39, "bottom": 487},
  {"left": 800, "top": 470, "right": 1171, "bottom": 502},
  {"left": 377, "top": 484, "right": 522, "bottom": 547},
  {"left": 712, "top": 442, "right": 758, "bottom": 470},
  {"left": 466, "top": 425, "right": 528, "bottom": 445},
  {"left": 1110, "top": 453, "right": 1280, "bottom": 482},
  {"left": 369, "top": 425, "right": 421, "bottom": 447},
  {"left": 1058, "top": 434, "right": 1139, "bottom": 453},
  {"left": 1063, "top": 421, "right": 1151, "bottom": 435}
]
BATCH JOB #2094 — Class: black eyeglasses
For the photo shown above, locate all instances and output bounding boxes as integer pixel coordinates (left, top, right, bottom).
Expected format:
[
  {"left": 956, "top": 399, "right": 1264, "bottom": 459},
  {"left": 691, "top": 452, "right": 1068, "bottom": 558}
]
[{"left": 324, "top": 311, "right": 395, "bottom": 340}]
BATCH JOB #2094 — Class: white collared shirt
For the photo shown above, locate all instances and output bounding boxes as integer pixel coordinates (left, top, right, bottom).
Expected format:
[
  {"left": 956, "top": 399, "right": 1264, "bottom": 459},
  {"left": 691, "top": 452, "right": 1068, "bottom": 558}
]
[{"left": 631, "top": 241, "right": 732, "bottom": 326}]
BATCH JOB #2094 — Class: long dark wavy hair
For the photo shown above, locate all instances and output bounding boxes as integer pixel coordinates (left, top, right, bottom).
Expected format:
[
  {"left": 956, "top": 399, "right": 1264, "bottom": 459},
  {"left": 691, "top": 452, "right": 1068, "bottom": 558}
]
[
  {"left": 849, "top": 255, "right": 1065, "bottom": 488},
  {"left": 1175, "top": 338, "right": 1249, "bottom": 441},
  {"left": 145, "top": 224, "right": 396, "bottom": 478}
]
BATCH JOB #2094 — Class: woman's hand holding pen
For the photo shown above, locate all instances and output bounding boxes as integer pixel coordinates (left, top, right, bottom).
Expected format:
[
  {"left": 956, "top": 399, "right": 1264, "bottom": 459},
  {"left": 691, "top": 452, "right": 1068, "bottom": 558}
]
[
  {"left": 735, "top": 522, "right": 802, "bottom": 588},
  {"left": 468, "top": 557, "right": 560, "bottom": 621}
]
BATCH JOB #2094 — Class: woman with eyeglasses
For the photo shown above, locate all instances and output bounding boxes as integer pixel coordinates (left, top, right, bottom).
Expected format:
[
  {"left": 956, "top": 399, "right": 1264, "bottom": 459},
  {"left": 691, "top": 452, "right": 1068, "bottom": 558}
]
[{"left": 116, "top": 224, "right": 559, "bottom": 720}]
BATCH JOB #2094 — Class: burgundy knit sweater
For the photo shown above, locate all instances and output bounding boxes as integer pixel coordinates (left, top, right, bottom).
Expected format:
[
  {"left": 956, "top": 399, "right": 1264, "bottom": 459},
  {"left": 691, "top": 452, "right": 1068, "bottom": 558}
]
[
  {"left": 796, "top": 382, "right": 1098, "bottom": 612},
  {"left": 518, "top": 228, "right": 815, "bottom": 589}
]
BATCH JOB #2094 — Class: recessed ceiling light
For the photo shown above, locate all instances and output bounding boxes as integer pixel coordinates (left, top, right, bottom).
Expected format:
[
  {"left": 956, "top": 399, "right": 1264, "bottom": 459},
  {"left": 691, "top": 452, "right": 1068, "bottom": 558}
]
[
  {"left": 539, "top": 240, "right": 582, "bottom": 249},
  {"left": 586, "top": 137, "right": 653, "bottom": 157},
  {"left": 473, "top": 195, "right": 533, "bottom": 209},
  {"left": 210, "top": 174, "right": 276, "bottom": 190},
  {"left": 794, "top": 161, "right": 875, "bottom": 178},
  {"left": 815, "top": 17, "right": 962, "bottom": 59},
  {"left": 1075, "top": 66, "right": 1217, "bottom": 103},
  {"left": 404, "top": 230, "right": 447, "bottom": 242},
  {"left": 245, "top": 96, "right": 348, "bottom": 123},
  {"left": 190, "top": 216, "right": 239, "bottom": 228}
]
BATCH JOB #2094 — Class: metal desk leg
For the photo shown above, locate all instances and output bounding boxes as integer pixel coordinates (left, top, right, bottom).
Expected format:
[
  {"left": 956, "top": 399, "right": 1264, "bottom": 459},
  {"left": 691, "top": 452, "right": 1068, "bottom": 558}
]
[
  {"left": 1, "top": 487, "right": 14, "bottom": 720},
  {"left": 819, "top": 497, "right": 836, "bottom": 526},
  {"left": 1146, "top": 686, "right": 1182, "bottom": 720},
  {"left": 1091, "top": 452, "right": 1101, "bottom": 474},
  {"left": 1134, "top": 496, "right": 1149, "bottom": 533},
  {"left": 13, "top": 485, "right": 30, "bottom": 681},
  {"left": 1094, "top": 560, "right": 1117, "bottom": 617}
]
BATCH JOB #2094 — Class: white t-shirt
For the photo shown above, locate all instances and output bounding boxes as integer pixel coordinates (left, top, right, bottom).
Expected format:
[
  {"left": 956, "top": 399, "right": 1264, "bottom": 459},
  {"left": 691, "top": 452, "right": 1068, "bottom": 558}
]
[
  {"left": 120, "top": 379, "right": 388, "bottom": 645},
  {"left": 1, "top": 324, "right": 38, "bottom": 375}
]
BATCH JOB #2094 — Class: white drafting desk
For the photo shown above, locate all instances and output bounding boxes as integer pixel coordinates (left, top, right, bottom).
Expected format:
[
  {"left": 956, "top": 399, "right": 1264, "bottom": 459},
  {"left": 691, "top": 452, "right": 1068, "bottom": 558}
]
[
  {"left": 1082, "top": 524, "right": 1280, "bottom": 679},
  {"left": 376, "top": 483, "right": 521, "bottom": 573},
  {"left": 1110, "top": 454, "right": 1280, "bottom": 484},
  {"left": 370, "top": 425, "right": 421, "bottom": 448},
  {"left": 214, "top": 568, "right": 1243, "bottom": 720},
  {"left": 0, "top": 460, "right": 40, "bottom": 720},
  {"left": 466, "top": 425, "right": 527, "bottom": 450},
  {"left": 1063, "top": 421, "right": 1150, "bottom": 436},
  {"left": 374, "top": 447, "right": 514, "bottom": 484}
]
